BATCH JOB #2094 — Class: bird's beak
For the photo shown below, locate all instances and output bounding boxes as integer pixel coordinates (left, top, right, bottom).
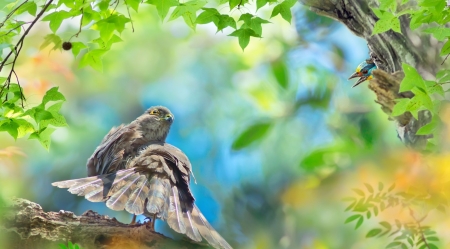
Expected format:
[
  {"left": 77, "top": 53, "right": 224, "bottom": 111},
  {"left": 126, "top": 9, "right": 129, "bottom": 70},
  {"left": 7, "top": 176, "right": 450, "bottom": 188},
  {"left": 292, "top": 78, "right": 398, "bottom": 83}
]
[
  {"left": 164, "top": 114, "right": 174, "bottom": 123},
  {"left": 352, "top": 76, "right": 368, "bottom": 88},
  {"left": 348, "top": 71, "right": 361, "bottom": 80}
]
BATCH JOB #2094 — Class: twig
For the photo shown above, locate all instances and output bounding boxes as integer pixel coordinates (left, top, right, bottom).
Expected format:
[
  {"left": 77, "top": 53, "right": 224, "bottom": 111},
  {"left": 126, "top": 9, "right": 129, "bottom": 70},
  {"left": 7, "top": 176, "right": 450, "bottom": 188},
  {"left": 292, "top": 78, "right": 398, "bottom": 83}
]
[
  {"left": 12, "top": 69, "right": 25, "bottom": 107},
  {"left": 0, "top": 0, "right": 54, "bottom": 106},
  {"left": 69, "top": 0, "right": 85, "bottom": 40},
  {"left": 441, "top": 53, "right": 450, "bottom": 65},
  {"left": 0, "top": 21, "right": 32, "bottom": 38},
  {"left": 111, "top": 0, "right": 120, "bottom": 15},
  {"left": 124, "top": 0, "right": 134, "bottom": 32},
  {"left": 409, "top": 208, "right": 430, "bottom": 249},
  {"left": 0, "top": 0, "right": 29, "bottom": 28}
]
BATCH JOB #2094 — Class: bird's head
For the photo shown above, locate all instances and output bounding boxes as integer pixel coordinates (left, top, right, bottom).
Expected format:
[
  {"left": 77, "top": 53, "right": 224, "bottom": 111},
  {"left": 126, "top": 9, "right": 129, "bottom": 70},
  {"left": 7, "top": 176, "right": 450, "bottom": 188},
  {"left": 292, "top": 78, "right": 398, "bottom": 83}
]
[
  {"left": 146, "top": 106, "right": 174, "bottom": 124},
  {"left": 348, "top": 60, "right": 377, "bottom": 87},
  {"left": 135, "top": 106, "right": 174, "bottom": 142}
]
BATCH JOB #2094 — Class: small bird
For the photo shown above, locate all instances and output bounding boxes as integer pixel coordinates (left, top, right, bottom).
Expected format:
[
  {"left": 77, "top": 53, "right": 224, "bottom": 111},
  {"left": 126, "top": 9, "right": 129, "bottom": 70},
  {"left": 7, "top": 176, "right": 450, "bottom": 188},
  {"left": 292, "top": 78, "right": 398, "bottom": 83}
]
[
  {"left": 52, "top": 106, "right": 232, "bottom": 249},
  {"left": 348, "top": 59, "right": 377, "bottom": 87}
]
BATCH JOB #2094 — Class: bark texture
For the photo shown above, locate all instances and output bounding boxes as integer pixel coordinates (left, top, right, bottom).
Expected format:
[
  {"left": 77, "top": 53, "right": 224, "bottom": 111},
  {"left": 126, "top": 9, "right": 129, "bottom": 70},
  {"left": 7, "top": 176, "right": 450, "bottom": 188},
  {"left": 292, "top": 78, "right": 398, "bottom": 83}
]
[
  {"left": 300, "top": 0, "right": 441, "bottom": 149},
  {"left": 0, "top": 198, "right": 209, "bottom": 249}
]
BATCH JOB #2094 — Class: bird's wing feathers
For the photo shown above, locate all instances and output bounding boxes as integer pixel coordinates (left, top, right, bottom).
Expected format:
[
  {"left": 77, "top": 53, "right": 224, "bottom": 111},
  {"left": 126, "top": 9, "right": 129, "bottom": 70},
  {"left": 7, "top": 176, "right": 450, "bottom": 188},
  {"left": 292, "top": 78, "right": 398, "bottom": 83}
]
[
  {"left": 87, "top": 124, "right": 142, "bottom": 176},
  {"left": 53, "top": 142, "right": 232, "bottom": 249},
  {"left": 52, "top": 168, "right": 136, "bottom": 202}
]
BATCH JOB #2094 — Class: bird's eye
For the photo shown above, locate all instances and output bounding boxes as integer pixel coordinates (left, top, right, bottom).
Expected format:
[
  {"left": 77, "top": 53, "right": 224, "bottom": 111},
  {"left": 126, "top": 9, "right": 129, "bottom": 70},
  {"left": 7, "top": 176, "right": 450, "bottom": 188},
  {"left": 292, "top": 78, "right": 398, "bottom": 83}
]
[
  {"left": 150, "top": 109, "right": 160, "bottom": 115},
  {"left": 361, "top": 69, "right": 368, "bottom": 74}
]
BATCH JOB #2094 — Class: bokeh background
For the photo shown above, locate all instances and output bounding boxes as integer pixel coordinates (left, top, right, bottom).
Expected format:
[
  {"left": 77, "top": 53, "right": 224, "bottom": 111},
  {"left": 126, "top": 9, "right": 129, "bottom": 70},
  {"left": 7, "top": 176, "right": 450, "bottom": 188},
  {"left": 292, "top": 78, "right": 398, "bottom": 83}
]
[{"left": 2, "top": 2, "right": 449, "bottom": 249}]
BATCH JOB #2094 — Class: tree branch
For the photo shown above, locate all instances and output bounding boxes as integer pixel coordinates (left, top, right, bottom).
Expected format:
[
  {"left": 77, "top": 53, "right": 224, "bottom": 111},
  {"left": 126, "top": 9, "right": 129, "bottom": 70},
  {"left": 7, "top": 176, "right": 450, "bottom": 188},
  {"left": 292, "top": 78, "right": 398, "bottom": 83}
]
[{"left": 0, "top": 198, "right": 209, "bottom": 249}]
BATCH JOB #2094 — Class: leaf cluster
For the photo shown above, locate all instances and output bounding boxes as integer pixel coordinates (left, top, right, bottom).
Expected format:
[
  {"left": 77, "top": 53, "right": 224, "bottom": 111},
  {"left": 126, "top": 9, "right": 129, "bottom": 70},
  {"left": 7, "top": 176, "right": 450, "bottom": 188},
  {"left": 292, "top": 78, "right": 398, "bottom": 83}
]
[
  {"left": 371, "top": 1, "right": 450, "bottom": 149},
  {"left": 0, "top": 86, "right": 67, "bottom": 150},
  {"left": 344, "top": 182, "right": 445, "bottom": 249},
  {"left": 59, "top": 241, "right": 81, "bottom": 249}
]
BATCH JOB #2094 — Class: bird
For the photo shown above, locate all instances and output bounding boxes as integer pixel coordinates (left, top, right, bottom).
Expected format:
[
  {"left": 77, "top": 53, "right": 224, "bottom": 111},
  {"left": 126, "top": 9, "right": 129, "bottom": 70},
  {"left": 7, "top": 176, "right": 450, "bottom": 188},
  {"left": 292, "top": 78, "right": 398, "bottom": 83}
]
[
  {"left": 348, "top": 59, "right": 377, "bottom": 87},
  {"left": 52, "top": 106, "right": 232, "bottom": 249}
]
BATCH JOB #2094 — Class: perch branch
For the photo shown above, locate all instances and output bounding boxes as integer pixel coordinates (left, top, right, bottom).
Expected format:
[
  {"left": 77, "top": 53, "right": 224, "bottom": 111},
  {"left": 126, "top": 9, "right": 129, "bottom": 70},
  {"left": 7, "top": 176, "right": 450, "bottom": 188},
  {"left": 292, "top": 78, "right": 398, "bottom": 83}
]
[{"left": 0, "top": 198, "right": 209, "bottom": 249}]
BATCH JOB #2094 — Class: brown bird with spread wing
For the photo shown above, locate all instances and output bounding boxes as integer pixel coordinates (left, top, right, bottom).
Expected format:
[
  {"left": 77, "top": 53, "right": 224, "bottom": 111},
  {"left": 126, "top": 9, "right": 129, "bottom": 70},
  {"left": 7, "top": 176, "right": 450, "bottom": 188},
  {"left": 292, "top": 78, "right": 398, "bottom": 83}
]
[{"left": 52, "top": 106, "right": 232, "bottom": 249}]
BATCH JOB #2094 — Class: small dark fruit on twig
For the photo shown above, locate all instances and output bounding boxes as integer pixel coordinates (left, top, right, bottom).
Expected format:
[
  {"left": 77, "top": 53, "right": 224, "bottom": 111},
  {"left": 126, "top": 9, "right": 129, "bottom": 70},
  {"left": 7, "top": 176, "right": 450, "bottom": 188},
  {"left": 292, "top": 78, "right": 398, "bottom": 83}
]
[{"left": 62, "top": 42, "right": 72, "bottom": 51}]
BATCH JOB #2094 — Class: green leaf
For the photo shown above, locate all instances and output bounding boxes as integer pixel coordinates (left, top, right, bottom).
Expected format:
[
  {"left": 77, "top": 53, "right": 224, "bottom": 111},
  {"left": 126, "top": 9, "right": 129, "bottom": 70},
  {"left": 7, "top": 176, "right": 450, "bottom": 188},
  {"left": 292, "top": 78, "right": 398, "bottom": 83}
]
[
  {"left": 425, "top": 80, "right": 444, "bottom": 96},
  {"left": 352, "top": 188, "right": 365, "bottom": 196},
  {"left": 35, "top": 109, "right": 54, "bottom": 123},
  {"left": 355, "top": 216, "right": 363, "bottom": 229},
  {"left": 423, "top": 26, "right": 450, "bottom": 41},
  {"left": 388, "top": 183, "right": 395, "bottom": 192},
  {"left": 423, "top": 244, "right": 438, "bottom": 249},
  {"left": 372, "top": 10, "right": 401, "bottom": 34},
  {"left": 411, "top": 87, "right": 433, "bottom": 111},
  {"left": 196, "top": 8, "right": 220, "bottom": 24},
  {"left": 147, "top": 0, "right": 179, "bottom": 21},
  {"left": 229, "top": 0, "right": 241, "bottom": 10},
  {"left": 391, "top": 98, "right": 410, "bottom": 116},
  {"left": 71, "top": 42, "right": 87, "bottom": 57},
  {"left": 42, "top": 10, "right": 71, "bottom": 33},
  {"left": 40, "top": 34, "right": 62, "bottom": 51},
  {"left": 16, "top": 2, "right": 37, "bottom": 16},
  {"left": 40, "top": 102, "right": 68, "bottom": 128},
  {"left": 99, "top": 22, "right": 115, "bottom": 42},
  {"left": 94, "top": 14, "right": 130, "bottom": 41},
  {"left": 380, "top": 221, "right": 391, "bottom": 229},
  {"left": 440, "top": 39, "right": 450, "bottom": 56},
  {"left": 239, "top": 14, "right": 270, "bottom": 36},
  {"left": 42, "top": 87, "right": 66, "bottom": 105},
  {"left": 271, "top": 59, "right": 288, "bottom": 89},
  {"left": 341, "top": 197, "right": 355, "bottom": 202},
  {"left": 79, "top": 49, "right": 107, "bottom": 72},
  {"left": 59, "top": 244, "right": 69, "bottom": 249},
  {"left": 373, "top": 206, "right": 378, "bottom": 216},
  {"left": 232, "top": 122, "right": 271, "bottom": 150},
  {"left": 257, "top": 0, "right": 278, "bottom": 9},
  {"left": 387, "top": 242, "right": 404, "bottom": 248},
  {"left": 344, "top": 214, "right": 361, "bottom": 223},
  {"left": 400, "top": 63, "right": 425, "bottom": 92},
  {"left": 169, "top": 0, "right": 207, "bottom": 29},
  {"left": 364, "top": 183, "right": 374, "bottom": 193},
  {"left": 0, "top": 120, "right": 19, "bottom": 140},
  {"left": 437, "top": 69, "right": 450, "bottom": 83},
  {"left": 366, "top": 228, "right": 382, "bottom": 238},
  {"left": 216, "top": 15, "right": 236, "bottom": 32},
  {"left": 228, "top": 28, "right": 261, "bottom": 50},
  {"left": 271, "top": 0, "right": 296, "bottom": 23},
  {"left": 93, "top": 35, "right": 123, "bottom": 50},
  {"left": 15, "top": 119, "right": 35, "bottom": 138},
  {"left": 38, "top": 127, "right": 56, "bottom": 150},
  {"left": 378, "top": 182, "right": 384, "bottom": 191},
  {"left": 127, "top": 0, "right": 141, "bottom": 12},
  {"left": 379, "top": 0, "right": 396, "bottom": 12}
]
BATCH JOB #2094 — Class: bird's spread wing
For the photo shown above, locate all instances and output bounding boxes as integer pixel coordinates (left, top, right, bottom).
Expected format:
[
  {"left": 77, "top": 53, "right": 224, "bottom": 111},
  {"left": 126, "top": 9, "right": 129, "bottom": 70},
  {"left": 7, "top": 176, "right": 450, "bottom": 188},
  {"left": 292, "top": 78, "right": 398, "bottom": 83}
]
[
  {"left": 52, "top": 142, "right": 232, "bottom": 249},
  {"left": 86, "top": 124, "right": 142, "bottom": 176}
]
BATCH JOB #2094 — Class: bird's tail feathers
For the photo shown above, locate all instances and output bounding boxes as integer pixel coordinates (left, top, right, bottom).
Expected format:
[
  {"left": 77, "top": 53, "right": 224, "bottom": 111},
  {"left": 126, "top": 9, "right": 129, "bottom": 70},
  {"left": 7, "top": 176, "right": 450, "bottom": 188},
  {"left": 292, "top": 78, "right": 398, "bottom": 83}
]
[{"left": 189, "top": 205, "right": 232, "bottom": 249}]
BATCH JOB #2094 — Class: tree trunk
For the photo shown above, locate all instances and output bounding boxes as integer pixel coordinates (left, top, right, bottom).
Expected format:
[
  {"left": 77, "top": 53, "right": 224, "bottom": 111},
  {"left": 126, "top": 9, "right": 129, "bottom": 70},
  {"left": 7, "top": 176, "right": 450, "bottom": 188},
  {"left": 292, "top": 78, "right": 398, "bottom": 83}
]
[
  {"left": 300, "top": 0, "right": 440, "bottom": 149},
  {"left": 0, "top": 198, "right": 208, "bottom": 249}
]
